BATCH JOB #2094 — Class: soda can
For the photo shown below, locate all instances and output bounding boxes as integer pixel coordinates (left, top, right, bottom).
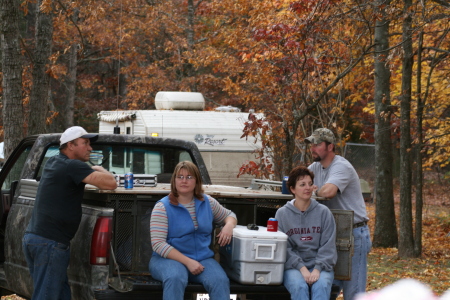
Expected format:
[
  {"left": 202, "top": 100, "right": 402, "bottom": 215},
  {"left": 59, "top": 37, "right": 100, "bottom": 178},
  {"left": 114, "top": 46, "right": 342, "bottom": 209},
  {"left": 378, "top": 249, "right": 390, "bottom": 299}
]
[
  {"left": 281, "top": 176, "right": 290, "bottom": 194},
  {"left": 124, "top": 172, "right": 134, "bottom": 189},
  {"left": 267, "top": 217, "right": 278, "bottom": 232}
]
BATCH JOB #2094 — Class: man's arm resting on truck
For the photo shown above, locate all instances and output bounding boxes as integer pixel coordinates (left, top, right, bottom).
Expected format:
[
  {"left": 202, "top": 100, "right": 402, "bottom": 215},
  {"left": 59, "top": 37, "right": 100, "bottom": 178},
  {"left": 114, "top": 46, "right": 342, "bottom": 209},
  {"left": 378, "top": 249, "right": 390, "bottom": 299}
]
[
  {"left": 83, "top": 166, "right": 118, "bottom": 190},
  {"left": 316, "top": 183, "right": 338, "bottom": 199}
]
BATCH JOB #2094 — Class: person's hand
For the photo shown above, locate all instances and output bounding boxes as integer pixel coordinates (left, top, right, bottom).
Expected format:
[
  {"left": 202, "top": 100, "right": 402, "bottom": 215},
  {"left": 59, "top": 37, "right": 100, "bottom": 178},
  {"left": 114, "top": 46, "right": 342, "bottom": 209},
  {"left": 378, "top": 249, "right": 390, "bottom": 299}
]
[
  {"left": 312, "top": 185, "right": 318, "bottom": 198},
  {"left": 308, "top": 269, "right": 320, "bottom": 285},
  {"left": 186, "top": 258, "right": 205, "bottom": 275},
  {"left": 300, "top": 267, "right": 311, "bottom": 284},
  {"left": 216, "top": 225, "right": 233, "bottom": 247}
]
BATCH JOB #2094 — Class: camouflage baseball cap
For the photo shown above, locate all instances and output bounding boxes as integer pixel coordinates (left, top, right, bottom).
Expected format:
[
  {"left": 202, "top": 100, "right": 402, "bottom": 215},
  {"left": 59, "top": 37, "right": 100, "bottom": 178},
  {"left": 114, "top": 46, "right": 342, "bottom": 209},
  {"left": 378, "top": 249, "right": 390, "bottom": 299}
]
[{"left": 304, "top": 128, "right": 336, "bottom": 144}]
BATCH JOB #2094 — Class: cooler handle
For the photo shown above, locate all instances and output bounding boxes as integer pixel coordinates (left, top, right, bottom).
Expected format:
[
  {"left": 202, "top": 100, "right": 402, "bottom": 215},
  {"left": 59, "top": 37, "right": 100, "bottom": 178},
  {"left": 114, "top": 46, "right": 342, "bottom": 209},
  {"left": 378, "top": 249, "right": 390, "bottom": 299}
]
[{"left": 254, "top": 243, "right": 276, "bottom": 260}]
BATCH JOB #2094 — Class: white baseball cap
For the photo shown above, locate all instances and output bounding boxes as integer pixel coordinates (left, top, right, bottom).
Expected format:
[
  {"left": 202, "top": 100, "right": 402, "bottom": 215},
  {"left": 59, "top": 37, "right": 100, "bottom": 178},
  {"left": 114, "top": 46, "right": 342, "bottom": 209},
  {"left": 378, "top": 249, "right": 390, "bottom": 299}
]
[{"left": 60, "top": 126, "right": 98, "bottom": 145}]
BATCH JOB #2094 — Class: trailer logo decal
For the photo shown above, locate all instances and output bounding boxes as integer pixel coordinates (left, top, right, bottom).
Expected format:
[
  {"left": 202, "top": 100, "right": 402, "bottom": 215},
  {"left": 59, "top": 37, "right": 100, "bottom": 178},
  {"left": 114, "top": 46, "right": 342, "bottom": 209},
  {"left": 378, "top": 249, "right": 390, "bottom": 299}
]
[
  {"left": 194, "top": 134, "right": 227, "bottom": 146},
  {"left": 194, "top": 134, "right": 204, "bottom": 144}
]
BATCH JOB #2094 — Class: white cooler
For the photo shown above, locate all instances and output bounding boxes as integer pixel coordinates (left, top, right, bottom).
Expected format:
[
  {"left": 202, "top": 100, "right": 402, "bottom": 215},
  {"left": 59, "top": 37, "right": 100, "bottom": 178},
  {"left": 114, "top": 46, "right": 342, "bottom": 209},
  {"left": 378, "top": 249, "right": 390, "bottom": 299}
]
[{"left": 219, "top": 225, "right": 288, "bottom": 285}]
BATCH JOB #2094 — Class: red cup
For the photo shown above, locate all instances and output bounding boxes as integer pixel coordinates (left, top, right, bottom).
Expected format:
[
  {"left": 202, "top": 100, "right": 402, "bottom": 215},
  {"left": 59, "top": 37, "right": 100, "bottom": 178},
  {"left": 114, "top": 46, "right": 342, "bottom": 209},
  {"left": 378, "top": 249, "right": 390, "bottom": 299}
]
[{"left": 267, "top": 218, "right": 278, "bottom": 232}]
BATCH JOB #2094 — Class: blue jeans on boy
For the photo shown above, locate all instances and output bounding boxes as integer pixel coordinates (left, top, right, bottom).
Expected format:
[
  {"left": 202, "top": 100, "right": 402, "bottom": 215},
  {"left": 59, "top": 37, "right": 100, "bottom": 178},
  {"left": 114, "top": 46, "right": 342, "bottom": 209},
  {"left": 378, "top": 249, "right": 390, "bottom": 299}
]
[
  {"left": 283, "top": 267, "right": 334, "bottom": 300},
  {"left": 150, "top": 255, "right": 230, "bottom": 300},
  {"left": 334, "top": 225, "right": 372, "bottom": 300},
  {"left": 22, "top": 233, "right": 71, "bottom": 300}
]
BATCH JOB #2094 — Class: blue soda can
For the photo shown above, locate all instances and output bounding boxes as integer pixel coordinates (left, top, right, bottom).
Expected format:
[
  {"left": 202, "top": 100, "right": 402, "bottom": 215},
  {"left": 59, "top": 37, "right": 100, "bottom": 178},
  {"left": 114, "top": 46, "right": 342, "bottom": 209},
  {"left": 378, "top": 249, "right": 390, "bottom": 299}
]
[
  {"left": 124, "top": 172, "right": 134, "bottom": 189},
  {"left": 282, "top": 176, "right": 289, "bottom": 194}
]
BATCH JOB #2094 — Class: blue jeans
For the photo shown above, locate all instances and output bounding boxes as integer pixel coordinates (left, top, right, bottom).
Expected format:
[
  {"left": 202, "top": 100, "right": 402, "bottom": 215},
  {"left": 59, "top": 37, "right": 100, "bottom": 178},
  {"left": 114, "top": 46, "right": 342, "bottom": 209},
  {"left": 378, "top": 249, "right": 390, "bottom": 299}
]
[
  {"left": 22, "top": 233, "right": 71, "bottom": 300},
  {"left": 283, "top": 268, "right": 334, "bottom": 300},
  {"left": 150, "top": 255, "right": 230, "bottom": 300},
  {"left": 334, "top": 225, "right": 372, "bottom": 300}
]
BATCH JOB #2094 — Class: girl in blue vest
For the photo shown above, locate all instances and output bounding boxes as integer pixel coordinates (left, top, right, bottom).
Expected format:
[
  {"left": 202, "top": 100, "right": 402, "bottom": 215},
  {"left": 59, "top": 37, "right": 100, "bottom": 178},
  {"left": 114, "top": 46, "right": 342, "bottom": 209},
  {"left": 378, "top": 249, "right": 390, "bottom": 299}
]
[{"left": 150, "top": 161, "right": 237, "bottom": 300}]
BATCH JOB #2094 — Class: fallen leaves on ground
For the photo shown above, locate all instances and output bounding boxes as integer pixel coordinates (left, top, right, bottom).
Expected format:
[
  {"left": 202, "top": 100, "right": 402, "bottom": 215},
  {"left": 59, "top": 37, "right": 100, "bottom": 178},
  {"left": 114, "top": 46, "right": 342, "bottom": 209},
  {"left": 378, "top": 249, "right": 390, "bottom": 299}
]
[{"left": 363, "top": 181, "right": 450, "bottom": 297}]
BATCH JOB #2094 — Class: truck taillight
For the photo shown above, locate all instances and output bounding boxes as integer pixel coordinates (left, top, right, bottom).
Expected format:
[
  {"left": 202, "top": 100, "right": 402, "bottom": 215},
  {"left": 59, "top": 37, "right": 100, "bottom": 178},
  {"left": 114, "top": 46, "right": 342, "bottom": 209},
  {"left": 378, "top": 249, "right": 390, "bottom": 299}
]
[{"left": 90, "top": 216, "right": 112, "bottom": 265}]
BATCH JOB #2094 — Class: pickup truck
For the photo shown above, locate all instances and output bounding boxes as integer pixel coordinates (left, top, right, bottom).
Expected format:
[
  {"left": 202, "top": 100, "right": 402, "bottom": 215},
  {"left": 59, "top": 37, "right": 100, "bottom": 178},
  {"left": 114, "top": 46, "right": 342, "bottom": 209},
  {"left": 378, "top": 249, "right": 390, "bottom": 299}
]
[{"left": 0, "top": 133, "right": 353, "bottom": 300}]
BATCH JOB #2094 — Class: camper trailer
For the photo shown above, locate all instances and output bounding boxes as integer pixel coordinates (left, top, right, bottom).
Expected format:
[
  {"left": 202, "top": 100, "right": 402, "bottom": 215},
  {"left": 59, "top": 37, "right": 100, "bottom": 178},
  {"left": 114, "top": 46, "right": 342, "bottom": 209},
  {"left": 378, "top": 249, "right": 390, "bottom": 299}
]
[{"left": 98, "top": 92, "right": 261, "bottom": 187}]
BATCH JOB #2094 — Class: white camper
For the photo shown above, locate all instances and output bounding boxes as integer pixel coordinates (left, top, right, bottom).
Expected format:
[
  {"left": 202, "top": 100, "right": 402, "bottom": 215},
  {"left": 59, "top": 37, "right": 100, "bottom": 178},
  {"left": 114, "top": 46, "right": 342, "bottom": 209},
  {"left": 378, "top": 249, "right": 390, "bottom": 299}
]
[{"left": 98, "top": 92, "right": 261, "bottom": 187}]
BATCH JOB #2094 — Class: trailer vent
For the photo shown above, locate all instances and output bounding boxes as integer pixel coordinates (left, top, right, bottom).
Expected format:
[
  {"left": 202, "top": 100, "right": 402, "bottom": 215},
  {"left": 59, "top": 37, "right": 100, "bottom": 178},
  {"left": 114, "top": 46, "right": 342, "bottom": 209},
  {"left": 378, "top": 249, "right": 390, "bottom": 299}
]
[{"left": 97, "top": 111, "right": 137, "bottom": 122}]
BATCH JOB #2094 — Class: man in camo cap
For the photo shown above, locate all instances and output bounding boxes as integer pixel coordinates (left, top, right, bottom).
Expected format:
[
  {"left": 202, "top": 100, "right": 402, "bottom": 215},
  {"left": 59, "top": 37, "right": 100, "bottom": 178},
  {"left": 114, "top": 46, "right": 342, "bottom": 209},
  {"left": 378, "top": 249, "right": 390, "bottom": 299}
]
[
  {"left": 304, "top": 128, "right": 336, "bottom": 145},
  {"left": 305, "top": 128, "right": 371, "bottom": 300}
]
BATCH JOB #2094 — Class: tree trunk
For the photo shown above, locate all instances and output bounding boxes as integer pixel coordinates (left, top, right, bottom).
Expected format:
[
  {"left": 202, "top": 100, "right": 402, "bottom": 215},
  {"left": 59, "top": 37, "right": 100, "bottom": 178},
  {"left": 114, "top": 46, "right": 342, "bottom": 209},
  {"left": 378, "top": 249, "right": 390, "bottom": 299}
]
[
  {"left": 398, "top": 0, "right": 415, "bottom": 258},
  {"left": 64, "top": 43, "right": 78, "bottom": 129},
  {"left": 28, "top": 0, "right": 53, "bottom": 135},
  {"left": 1, "top": 0, "right": 25, "bottom": 158},
  {"left": 414, "top": 30, "right": 424, "bottom": 257},
  {"left": 372, "top": 0, "right": 398, "bottom": 248},
  {"left": 185, "top": 0, "right": 196, "bottom": 91},
  {"left": 187, "top": 0, "right": 195, "bottom": 49},
  {"left": 282, "top": 117, "right": 300, "bottom": 178}
]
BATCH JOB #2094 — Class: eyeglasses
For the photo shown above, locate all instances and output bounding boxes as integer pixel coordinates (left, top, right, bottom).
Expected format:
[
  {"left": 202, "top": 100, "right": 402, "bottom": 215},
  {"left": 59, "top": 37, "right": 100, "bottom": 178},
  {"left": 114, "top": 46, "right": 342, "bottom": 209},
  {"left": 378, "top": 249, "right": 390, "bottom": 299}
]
[{"left": 176, "top": 175, "right": 195, "bottom": 180}]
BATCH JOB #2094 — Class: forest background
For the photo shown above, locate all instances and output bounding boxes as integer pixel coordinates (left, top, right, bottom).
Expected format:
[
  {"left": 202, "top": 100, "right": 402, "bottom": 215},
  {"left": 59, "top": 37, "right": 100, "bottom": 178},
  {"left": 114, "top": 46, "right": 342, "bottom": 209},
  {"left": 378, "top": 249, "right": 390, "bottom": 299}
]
[{"left": 0, "top": 0, "right": 449, "bottom": 272}]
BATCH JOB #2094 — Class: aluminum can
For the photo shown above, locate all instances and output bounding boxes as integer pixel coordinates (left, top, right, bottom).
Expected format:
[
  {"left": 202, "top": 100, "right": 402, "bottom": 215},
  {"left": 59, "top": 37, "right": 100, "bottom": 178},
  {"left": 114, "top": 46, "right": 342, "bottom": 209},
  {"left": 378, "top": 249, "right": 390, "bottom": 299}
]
[
  {"left": 124, "top": 172, "right": 134, "bottom": 189},
  {"left": 267, "top": 217, "right": 278, "bottom": 232},
  {"left": 281, "top": 176, "right": 289, "bottom": 194}
]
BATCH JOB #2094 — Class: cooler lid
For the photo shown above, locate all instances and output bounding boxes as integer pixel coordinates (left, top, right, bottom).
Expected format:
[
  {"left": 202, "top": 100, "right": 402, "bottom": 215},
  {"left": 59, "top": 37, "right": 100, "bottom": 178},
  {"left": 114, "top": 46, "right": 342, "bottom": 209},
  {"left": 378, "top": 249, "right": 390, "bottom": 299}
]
[{"left": 232, "top": 225, "right": 288, "bottom": 240}]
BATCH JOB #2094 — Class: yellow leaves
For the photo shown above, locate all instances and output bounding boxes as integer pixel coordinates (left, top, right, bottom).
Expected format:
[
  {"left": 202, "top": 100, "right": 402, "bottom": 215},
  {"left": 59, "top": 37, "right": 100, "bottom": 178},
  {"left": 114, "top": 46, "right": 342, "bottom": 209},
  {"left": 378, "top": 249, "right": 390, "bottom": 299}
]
[{"left": 363, "top": 104, "right": 375, "bottom": 115}]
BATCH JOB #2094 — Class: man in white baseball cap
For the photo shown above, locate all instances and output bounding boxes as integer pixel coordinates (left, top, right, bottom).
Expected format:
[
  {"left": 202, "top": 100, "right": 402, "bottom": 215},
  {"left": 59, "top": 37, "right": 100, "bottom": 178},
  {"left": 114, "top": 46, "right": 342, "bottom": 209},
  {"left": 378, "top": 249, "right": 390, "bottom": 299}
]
[
  {"left": 60, "top": 125, "right": 98, "bottom": 146},
  {"left": 23, "top": 126, "right": 117, "bottom": 300}
]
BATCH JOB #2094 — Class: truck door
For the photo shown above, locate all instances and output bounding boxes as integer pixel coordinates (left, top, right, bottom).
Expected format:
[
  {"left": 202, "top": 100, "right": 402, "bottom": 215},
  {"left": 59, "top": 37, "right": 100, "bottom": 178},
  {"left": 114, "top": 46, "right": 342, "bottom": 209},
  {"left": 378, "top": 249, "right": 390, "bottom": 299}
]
[
  {"left": 0, "top": 137, "right": 36, "bottom": 262},
  {"left": 0, "top": 138, "right": 36, "bottom": 226}
]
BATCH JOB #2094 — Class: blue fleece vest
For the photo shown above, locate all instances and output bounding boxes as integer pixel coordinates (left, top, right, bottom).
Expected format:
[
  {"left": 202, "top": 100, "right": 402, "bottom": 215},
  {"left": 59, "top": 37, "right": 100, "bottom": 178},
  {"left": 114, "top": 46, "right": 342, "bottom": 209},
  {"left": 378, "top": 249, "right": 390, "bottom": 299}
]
[{"left": 159, "top": 195, "right": 214, "bottom": 261}]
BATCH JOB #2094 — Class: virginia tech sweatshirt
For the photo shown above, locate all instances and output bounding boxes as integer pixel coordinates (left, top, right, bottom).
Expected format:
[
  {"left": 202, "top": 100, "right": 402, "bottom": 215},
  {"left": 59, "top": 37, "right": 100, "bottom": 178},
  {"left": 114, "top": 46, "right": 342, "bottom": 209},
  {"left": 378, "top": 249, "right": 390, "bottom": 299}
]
[{"left": 275, "top": 199, "right": 337, "bottom": 272}]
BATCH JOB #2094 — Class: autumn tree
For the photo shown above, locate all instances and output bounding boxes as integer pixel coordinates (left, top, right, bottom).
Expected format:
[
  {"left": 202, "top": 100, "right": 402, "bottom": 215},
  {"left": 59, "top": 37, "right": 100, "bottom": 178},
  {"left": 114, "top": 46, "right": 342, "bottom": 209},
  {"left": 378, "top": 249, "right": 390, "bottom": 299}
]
[
  {"left": 398, "top": 0, "right": 415, "bottom": 257},
  {"left": 414, "top": 5, "right": 450, "bottom": 256},
  {"left": 28, "top": 0, "right": 53, "bottom": 135},
  {"left": 372, "top": 0, "right": 398, "bottom": 248},
  {"left": 412, "top": 0, "right": 450, "bottom": 256},
  {"left": 188, "top": 0, "right": 376, "bottom": 178},
  {"left": 375, "top": 0, "right": 450, "bottom": 256},
  {"left": 2, "top": 0, "right": 448, "bottom": 198},
  {"left": 0, "top": 0, "right": 24, "bottom": 157}
]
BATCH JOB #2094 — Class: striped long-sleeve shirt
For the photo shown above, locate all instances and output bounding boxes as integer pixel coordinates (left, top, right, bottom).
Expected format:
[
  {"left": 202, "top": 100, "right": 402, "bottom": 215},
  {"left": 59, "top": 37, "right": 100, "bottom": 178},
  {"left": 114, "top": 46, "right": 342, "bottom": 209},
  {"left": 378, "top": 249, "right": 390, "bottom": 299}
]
[{"left": 150, "top": 195, "right": 237, "bottom": 258}]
